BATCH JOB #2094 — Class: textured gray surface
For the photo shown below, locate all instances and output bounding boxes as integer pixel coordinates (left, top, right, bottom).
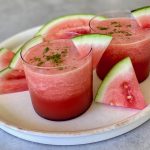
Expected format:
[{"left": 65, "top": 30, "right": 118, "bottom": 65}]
[{"left": 0, "top": 0, "right": 150, "bottom": 149}]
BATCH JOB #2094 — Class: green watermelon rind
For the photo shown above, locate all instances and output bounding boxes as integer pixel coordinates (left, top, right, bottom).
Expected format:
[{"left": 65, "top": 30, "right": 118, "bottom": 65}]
[
  {"left": 95, "top": 57, "right": 132, "bottom": 102},
  {"left": 0, "top": 67, "right": 12, "bottom": 77},
  {"left": 0, "top": 48, "right": 9, "bottom": 56},
  {"left": 131, "top": 6, "right": 150, "bottom": 17},
  {"left": 72, "top": 33, "right": 112, "bottom": 47},
  {"left": 35, "top": 14, "right": 106, "bottom": 36},
  {"left": 9, "top": 36, "right": 43, "bottom": 69}
]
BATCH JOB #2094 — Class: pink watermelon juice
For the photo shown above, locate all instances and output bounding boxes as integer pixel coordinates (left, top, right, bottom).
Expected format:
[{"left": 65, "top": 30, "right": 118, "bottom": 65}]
[
  {"left": 90, "top": 17, "right": 150, "bottom": 82},
  {"left": 21, "top": 40, "right": 92, "bottom": 121}
]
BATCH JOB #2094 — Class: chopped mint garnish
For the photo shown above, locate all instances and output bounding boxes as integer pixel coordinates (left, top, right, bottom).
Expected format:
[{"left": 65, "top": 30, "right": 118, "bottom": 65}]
[
  {"left": 30, "top": 58, "right": 33, "bottom": 61},
  {"left": 97, "top": 27, "right": 108, "bottom": 30},
  {"left": 64, "top": 46, "right": 69, "bottom": 49},
  {"left": 46, "top": 55, "right": 51, "bottom": 61},
  {"left": 34, "top": 57, "right": 41, "bottom": 62},
  {"left": 43, "top": 47, "right": 50, "bottom": 53},
  {"left": 72, "top": 66, "right": 77, "bottom": 69},
  {"left": 126, "top": 33, "right": 132, "bottom": 36},
  {"left": 37, "top": 61, "right": 44, "bottom": 66},
  {"left": 46, "top": 53, "right": 62, "bottom": 64},
  {"left": 58, "top": 66, "right": 64, "bottom": 70},
  {"left": 111, "top": 21, "right": 118, "bottom": 25},
  {"left": 51, "top": 53, "right": 62, "bottom": 64},
  {"left": 108, "top": 32, "right": 114, "bottom": 35},
  {"left": 126, "top": 24, "right": 131, "bottom": 27},
  {"left": 61, "top": 48, "right": 68, "bottom": 56},
  {"left": 114, "top": 24, "right": 122, "bottom": 27},
  {"left": 117, "top": 30, "right": 124, "bottom": 33}
]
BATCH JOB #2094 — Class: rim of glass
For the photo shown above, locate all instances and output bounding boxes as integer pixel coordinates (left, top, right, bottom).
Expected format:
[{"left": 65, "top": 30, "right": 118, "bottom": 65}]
[
  {"left": 89, "top": 10, "right": 136, "bottom": 32},
  {"left": 20, "top": 39, "right": 92, "bottom": 70},
  {"left": 89, "top": 10, "right": 150, "bottom": 45}
]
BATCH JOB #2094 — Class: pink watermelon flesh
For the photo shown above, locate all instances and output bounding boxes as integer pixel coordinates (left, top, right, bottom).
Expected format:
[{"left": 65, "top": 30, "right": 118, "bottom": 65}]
[
  {"left": 99, "top": 58, "right": 147, "bottom": 109},
  {"left": 72, "top": 34, "right": 112, "bottom": 69},
  {"left": 0, "top": 48, "right": 27, "bottom": 94},
  {"left": 0, "top": 78, "right": 28, "bottom": 94},
  {"left": 0, "top": 69, "right": 27, "bottom": 94},
  {"left": 76, "top": 44, "right": 108, "bottom": 69},
  {"left": 45, "top": 21, "right": 91, "bottom": 40},
  {"left": 2, "top": 69, "right": 25, "bottom": 80},
  {"left": 102, "top": 75, "right": 146, "bottom": 109},
  {"left": 136, "top": 15, "right": 150, "bottom": 28},
  {"left": 131, "top": 6, "right": 150, "bottom": 28},
  {"left": 0, "top": 50, "right": 14, "bottom": 70},
  {"left": 51, "top": 27, "right": 90, "bottom": 39}
]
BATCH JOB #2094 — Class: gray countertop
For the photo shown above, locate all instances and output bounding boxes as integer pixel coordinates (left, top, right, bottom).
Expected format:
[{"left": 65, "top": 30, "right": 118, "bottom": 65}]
[{"left": 0, "top": 0, "right": 150, "bottom": 149}]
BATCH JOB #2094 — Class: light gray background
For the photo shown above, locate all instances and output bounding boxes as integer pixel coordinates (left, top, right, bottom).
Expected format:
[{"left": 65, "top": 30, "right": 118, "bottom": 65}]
[{"left": 0, "top": 0, "right": 150, "bottom": 149}]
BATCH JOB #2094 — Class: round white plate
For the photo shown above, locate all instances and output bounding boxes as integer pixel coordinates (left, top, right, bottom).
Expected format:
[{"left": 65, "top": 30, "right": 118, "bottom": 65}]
[{"left": 0, "top": 27, "right": 150, "bottom": 145}]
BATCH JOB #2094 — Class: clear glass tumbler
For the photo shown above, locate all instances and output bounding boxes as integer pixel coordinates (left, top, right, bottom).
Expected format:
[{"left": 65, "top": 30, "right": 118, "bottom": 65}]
[
  {"left": 21, "top": 39, "right": 93, "bottom": 121},
  {"left": 90, "top": 11, "right": 150, "bottom": 82}
]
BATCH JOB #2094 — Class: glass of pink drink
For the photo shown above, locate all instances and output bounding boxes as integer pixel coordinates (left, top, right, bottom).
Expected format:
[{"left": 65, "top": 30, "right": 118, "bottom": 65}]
[
  {"left": 90, "top": 11, "right": 150, "bottom": 82},
  {"left": 21, "top": 39, "right": 92, "bottom": 121}
]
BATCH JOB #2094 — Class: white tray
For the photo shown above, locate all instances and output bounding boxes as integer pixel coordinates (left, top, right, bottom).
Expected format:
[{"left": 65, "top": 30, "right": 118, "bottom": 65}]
[{"left": 0, "top": 27, "right": 150, "bottom": 145}]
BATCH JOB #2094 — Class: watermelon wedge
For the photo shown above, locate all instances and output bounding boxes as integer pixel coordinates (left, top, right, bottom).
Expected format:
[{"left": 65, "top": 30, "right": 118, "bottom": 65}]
[
  {"left": 95, "top": 57, "right": 147, "bottom": 109},
  {"left": 72, "top": 34, "right": 112, "bottom": 69},
  {"left": 9, "top": 36, "right": 43, "bottom": 70},
  {"left": 35, "top": 14, "right": 106, "bottom": 40},
  {"left": 0, "top": 48, "right": 14, "bottom": 70},
  {"left": 0, "top": 36, "right": 43, "bottom": 94},
  {"left": 0, "top": 67, "right": 27, "bottom": 94},
  {"left": 0, "top": 78, "right": 28, "bottom": 94},
  {"left": 131, "top": 6, "right": 150, "bottom": 28}
]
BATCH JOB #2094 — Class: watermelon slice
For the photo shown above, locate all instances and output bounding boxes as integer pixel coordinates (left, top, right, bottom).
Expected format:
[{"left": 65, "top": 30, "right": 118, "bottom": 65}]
[
  {"left": 9, "top": 36, "right": 43, "bottom": 70},
  {"left": 0, "top": 67, "right": 27, "bottom": 94},
  {"left": 0, "top": 48, "right": 14, "bottom": 70},
  {"left": 95, "top": 57, "right": 147, "bottom": 109},
  {"left": 0, "top": 40, "right": 39, "bottom": 94},
  {"left": 0, "top": 78, "right": 28, "bottom": 94},
  {"left": 131, "top": 6, "right": 150, "bottom": 28},
  {"left": 72, "top": 34, "right": 112, "bottom": 69},
  {"left": 35, "top": 14, "right": 106, "bottom": 40}
]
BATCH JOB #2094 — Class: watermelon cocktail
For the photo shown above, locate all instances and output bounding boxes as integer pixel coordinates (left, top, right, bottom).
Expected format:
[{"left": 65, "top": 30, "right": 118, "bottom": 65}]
[
  {"left": 21, "top": 39, "right": 92, "bottom": 121},
  {"left": 90, "top": 11, "right": 150, "bottom": 82}
]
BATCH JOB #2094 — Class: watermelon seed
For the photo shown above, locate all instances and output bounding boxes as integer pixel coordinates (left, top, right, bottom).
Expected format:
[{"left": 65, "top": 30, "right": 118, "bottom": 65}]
[
  {"left": 110, "top": 101, "right": 115, "bottom": 106},
  {"left": 126, "top": 95, "right": 135, "bottom": 104},
  {"left": 122, "top": 82, "right": 135, "bottom": 104},
  {"left": 127, "top": 95, "right": 132, "bottom": 99},
  {"left": 122, "top": 82, "right": 128, "bottom": 89}
]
